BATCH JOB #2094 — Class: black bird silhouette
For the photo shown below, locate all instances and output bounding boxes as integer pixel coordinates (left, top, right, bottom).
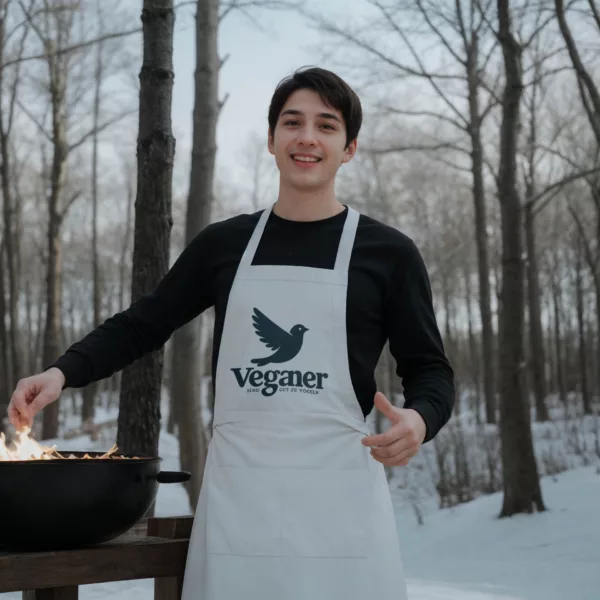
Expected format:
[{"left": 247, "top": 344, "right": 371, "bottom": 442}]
[{"left": 250, "top": 308, "right": 309, "bottom": 367}]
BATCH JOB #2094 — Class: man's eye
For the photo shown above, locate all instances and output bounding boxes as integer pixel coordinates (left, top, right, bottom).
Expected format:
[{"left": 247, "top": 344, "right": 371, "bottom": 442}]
[
  {"left": 284, "top": 120, "right": 299, "bottom": 126},
  {"left": 321, "top": 124, "right": 335, "bottom": 130}
]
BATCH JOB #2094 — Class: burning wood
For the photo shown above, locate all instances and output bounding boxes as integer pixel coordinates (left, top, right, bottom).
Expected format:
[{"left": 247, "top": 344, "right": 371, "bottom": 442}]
[{"left": 0, "top": 428, "right": 138, "bottom": 461}]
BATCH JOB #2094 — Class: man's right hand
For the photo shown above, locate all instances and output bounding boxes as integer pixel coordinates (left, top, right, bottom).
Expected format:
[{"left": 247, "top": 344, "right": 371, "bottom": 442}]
[{"left": 7, "top": 368, "right": 66, "bottom": 431}]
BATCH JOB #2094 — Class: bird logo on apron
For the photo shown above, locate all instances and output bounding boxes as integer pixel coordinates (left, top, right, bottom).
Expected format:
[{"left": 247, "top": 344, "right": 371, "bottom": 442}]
[
  {"left": 230, "top": 308, "right": 329, "bottom": 398},
  {"left": 181, "top": 206, "right": 408, "bottom": 600}
]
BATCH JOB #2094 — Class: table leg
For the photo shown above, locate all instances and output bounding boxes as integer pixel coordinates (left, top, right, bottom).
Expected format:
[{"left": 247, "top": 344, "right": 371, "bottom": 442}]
[
  {"left": 155, "top": 576, "right": 184, "bottom": 600},
  {"left": 23, "top": 587, "right": 79, "bottom": 600}
]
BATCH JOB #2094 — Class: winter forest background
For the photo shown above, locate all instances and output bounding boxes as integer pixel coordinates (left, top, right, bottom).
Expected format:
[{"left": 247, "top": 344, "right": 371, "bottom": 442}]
[{"left": 0, "top": 0, "right": 599, "bottom": 597}]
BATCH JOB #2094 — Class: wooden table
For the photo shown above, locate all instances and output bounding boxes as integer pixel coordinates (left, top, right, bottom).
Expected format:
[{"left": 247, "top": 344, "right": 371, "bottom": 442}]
[{"left": 0, "top": 516, "right": 193, "bottom": 599}]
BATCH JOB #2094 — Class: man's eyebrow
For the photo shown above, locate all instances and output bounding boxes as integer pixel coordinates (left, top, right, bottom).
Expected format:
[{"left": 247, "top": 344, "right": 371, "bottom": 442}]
[{"left": 280, "top": 109, "right": 342, "bottom": 123}]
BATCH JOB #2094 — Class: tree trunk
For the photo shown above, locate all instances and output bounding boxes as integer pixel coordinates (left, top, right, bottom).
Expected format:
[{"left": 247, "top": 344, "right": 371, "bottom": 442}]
[
  {"left": 552, "top": 268, "right": 567, "bottom": 406},
  {"left": 0, "top": 1, "right": 23, "bottom": 395},
  {"left": 41, "top": 95, "right": 68, "bottom": 439},
  {"left": 596, "top": 280, "right": 600, "bottom": 398},
  {"left": 117, "top": 0, "right": 175, "bottom": 463},
  {"left": 82, "top": 10, "right": 105, "bottom": 426},
  {"left": 118, "top": 167, "right": 135, "bottom": 312},
  {"left": 441, "top": 271, "right": 459, "bottom": 413},
  {"left": 496, "top": 0, "right": 545, "bottom": 517},
  {"left": 570, "top": 185, "right": 600, "bottom": 398},
  {"left": 463, "top": 257, "right": 482, "bottom": 422},
  {"left": 171, "top": 0, "right": 219, "bottom": 509},
  {"left": 24, "top": 277, "right": 33, "bottom": 374},
  {"left": 555, "top": 0, "right": 600, "bottom": 145},
  {"left": 0, "top": 241, "right": 8, "bottom": 431},
  {"left": 524, "top": 202, "right": 548, "bottom": 421},
  {"left": 467, "top": 32, "right": 495, "bottom": 425},
  {"left": 574, "top": 235, "right": 591, "bottom": 415}
]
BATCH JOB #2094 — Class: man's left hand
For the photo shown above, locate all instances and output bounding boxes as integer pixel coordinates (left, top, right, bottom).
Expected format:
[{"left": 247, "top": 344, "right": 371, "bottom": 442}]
[{"left": 361, "top": 392, "right": 426, "bottom": 467}]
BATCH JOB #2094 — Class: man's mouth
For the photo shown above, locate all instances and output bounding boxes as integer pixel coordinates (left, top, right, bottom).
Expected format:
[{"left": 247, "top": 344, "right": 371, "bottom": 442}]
[{"left": 291, "top": 153, "right": 322, "bottom": 164}]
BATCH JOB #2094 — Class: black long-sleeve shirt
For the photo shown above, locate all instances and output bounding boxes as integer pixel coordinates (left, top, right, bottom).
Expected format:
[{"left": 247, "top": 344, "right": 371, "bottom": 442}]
[{"left": 52, "top": 207, "right": 455, "bottom": 442}]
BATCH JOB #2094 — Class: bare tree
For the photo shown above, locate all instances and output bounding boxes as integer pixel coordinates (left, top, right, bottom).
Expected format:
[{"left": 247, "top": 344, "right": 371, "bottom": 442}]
[
  {"left": 170, "top": 0, "right": 218, "bottom": 508},
  {"left": 172, "top": 0, "right": 297, "bottom": 508},
  {"left": 116, "top": 0, "right": 175, "bottom": 461},
  {"left": 0, "top": 0, "right": 34, "bottom": 405},
  {"left": 495, "top": 0, "right": 545, "bottom": 516},
  {"left": 554, "top": 0, "right": 600, "bottom": 145},
  {"left": 554, "top": 0, "right": 600, "bottom": 399},
  {"left": 572, "top": 225, "right": 592, "bottom": 414},
  {"left": 15, "top": 0, "right": 139, "bottom": 438},
  {"left": 302, "top": 0, "right": 499, "bottom": 424}
]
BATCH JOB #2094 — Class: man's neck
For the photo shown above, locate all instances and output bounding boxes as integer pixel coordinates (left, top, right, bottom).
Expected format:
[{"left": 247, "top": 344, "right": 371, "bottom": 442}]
[{"left": 272, "top": 182, "right": 345, "bottom": 222}]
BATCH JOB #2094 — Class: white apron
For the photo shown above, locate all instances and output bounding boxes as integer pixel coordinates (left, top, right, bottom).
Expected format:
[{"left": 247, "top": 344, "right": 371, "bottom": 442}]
[{"left": 181, "top": 205, "right": 408, "bottom": 600}]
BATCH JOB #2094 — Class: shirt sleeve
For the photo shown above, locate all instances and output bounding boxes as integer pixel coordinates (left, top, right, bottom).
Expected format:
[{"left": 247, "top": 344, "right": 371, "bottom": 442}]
[
  {"left": 384, "top": 238, "right": 455, "bottom": 443},
  {"left": 51, "top": 223, "right": 221, "bottom": 389}
]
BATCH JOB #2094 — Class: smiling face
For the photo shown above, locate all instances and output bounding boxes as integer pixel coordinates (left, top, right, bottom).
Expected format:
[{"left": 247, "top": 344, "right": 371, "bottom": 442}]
[{"left": 268, "top": 88, "right": 357, "bottom": 193}]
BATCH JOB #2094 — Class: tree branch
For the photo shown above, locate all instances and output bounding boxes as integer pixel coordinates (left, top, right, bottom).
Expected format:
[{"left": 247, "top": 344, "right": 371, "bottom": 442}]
[
  {"left": 15, "top": 98, "right": 52, "bottom": 143},
  {"left": 414, "top": 0, "right": 467, "bottom": 66},
  {"left": 587, "top": 0, "right": 600, "bottom": 34},
  {"left": 58, "top": 189, "right": 82, "bottom": 221},
  {"left": 483, "top": 152, "right": 499, "bottom": 188},
  {"left": 301, "top": 7, "right": 465, "bottom": 83},
  {"left": 369, "top": 0, "right": 470, "bottom": 127},
  {"left": 536, "top": 143, "right": 590, "bottom": 173},
  {"left": 220, "top": 0, "right": 301, "bottom": 23},
  {"left": 6, "top": 4, "right": 33, "bottom": 136},
  {"left": 16, "top": 0, "right": 47, "bottom": 48},
  {"left": 378, "top": 105, "right": 468, "bottom": 132},
  {"left": 522, "top": 9, "right": 556, "bottom": 49},
  {"left": 426, "top": 151, "right": 473, "bottom": 173},
  {"left": 68, "top": 109, "right": 137, "bottom": 154},
  {"left": 365, "top": 141, "right": 471, "bottom": 155},
  {"left": 555, "top": 0, "right": 600, "bottom": 144},
  {"left": 568, "top": 200, "right": 599, "bottom": 273},
  {"left": 480, "top": 92, "right": 501, "bottom": 123},
  {"left": 531, "top": 167, "right": 600, "bottom": 214},
  {"left": 454, "top": 0, "right": 470, "bottom": 50},
  {"left": 473, "top": 0, "right": 499, "bottom": 38},
  {"left": 1, "top": 26, "right": 141, "bottom": 71}
]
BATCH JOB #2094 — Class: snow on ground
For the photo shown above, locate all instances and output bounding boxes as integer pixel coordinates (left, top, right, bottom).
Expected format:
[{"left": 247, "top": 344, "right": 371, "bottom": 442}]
[
  {"left": 2, "top": 421, "right": 599, "bottom": 600},
  {"left": 396, "top": 465, "right": 600, "bottom": 600}
]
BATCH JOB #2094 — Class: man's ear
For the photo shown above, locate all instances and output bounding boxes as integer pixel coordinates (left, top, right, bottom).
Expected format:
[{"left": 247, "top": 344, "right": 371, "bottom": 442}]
[
  {"left": 268, "top": 128, "right": 275, "bottom": 155},
  {"left": 342, "top": 138, "right": 358, "bottom": 164}
]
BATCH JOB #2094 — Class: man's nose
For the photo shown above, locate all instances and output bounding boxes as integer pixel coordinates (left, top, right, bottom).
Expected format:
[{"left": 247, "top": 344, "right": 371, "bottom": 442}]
[{"left": 296, "top": 124, "right": 317, "bottom": 145}]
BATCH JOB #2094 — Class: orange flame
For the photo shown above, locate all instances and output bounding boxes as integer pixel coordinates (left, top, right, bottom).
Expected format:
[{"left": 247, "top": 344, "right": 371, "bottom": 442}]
[{"left": 0, "top": 428, "right": 122, "bottom": 461}]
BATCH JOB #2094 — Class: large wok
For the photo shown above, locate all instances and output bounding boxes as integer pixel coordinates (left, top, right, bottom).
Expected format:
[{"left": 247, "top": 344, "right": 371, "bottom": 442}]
[{"left": 0, "top": 451, "right": 190, "bottom": 552}]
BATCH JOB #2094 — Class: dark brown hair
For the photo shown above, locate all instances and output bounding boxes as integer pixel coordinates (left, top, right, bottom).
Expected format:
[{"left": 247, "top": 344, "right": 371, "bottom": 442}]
[{"left": 268, "top": 66, "right": 362, "bottom": 149}]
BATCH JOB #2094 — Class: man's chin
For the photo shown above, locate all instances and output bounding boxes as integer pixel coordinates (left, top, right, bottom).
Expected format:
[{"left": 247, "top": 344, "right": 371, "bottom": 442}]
[{"left": 283, "top": 174, "right": 330, "bottom": 192}]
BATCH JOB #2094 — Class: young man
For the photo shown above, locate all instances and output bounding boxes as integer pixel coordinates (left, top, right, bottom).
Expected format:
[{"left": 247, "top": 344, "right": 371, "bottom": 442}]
[{"left": 8, "top": 67, "right": 454, "bottom": 599}]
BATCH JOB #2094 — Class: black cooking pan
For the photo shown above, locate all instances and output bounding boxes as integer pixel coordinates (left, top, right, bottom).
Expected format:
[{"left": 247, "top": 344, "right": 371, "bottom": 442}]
[{"left": 0, "top": 451, "right": 190, "bottom": 552}]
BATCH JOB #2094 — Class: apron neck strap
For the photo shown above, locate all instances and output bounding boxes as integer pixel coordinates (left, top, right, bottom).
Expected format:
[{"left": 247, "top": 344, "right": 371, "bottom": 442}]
[
  {"left": 334, "top": 206, "right": 359, "bottom": 273},
  {"left": 238, "top": 204, "right": 360, "bottom": 273},
  {"left": 238, "top": 205, "right": 273, "bottom": 269}
]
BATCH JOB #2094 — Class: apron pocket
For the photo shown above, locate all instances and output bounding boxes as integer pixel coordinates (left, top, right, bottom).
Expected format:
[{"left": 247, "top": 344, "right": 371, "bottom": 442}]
[
  {"left": 280, "top": 468, "right": 370, "bottom": 558},
  {"left": 206, "top": 465, "right": 281, "bottom": 556}
]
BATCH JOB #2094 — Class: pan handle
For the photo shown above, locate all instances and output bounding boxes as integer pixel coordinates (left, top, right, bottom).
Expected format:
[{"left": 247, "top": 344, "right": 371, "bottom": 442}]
[{"left": 156, "top": 470, "right": 191, "bottom": 484}]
